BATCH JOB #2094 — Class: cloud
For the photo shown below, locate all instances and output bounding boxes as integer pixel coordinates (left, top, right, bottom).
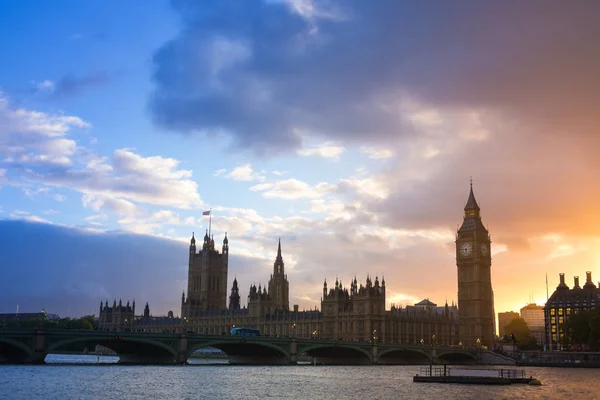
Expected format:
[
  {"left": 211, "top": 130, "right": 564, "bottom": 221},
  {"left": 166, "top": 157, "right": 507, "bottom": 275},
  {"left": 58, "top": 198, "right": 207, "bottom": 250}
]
[
  {"left": 0, "top": 94, "right": 203, "bottom": 213},
  {"left": 0, "top": 94, "right": 88, "bottom": 167},
  {"left": 36, "top": 80, "right": 55, "bottom": 91},
  {"left": 250, "top": 178, "right": 334, "bottom": 199},
  {"left": 360, "top": 146, "right": 394, "bottom": 159},
  {"left": 226, "top": 164, "right": 266, "bottom": 181},
  {"left": 297, "top": 142, "right": 344, "bottom": 159},
  {"left": 51, "top": 71, "right": 111, "bottom": 98},
  {"left": 149, "top": 1, "right": 600, "bottom": 155},
  {"left": 82, "top": 193, "right": 138, "bottom": 216},
  {"left": 0, "top": 220, "right": 279, "bottom": 316}
]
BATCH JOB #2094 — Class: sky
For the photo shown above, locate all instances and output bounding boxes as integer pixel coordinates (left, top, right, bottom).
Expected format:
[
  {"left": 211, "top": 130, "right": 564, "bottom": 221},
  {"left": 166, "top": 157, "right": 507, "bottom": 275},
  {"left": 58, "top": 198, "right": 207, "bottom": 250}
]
[{"left": 1, "top": 0, "right": 600, "bottom": 322}]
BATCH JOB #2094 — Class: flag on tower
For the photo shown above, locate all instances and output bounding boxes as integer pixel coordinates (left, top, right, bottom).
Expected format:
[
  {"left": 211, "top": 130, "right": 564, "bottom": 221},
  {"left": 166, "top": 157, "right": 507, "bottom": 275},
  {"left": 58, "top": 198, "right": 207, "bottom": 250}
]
[{"left": 202, "top": 210, "right": 211, "bottom": 216}]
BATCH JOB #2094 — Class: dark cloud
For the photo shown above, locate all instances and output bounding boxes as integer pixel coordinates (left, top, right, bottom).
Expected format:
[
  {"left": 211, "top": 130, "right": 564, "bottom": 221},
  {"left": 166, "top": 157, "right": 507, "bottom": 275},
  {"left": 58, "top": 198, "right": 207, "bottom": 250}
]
[
  {"left": 150, "top": 0, "right": 600, "bottom": 152},
  {"left": 0, "top": 220, "right": 265, "bottom": 317},
  {"left": 52, "top": 71, "right": 110, "bottom": 98}
]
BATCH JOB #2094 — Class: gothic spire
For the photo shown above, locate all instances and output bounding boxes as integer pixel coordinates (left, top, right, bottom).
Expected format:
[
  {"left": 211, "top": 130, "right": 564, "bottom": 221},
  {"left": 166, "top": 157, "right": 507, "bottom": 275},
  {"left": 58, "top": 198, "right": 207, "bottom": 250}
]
[
  {"left": 464, "top": 179, "right": 480, "bottom": 212},
  {"left": 277, "top": 237, "right": 282, "bottom": 261},
  {"left": 273, "top": 238, "right": 284, "bottom": 275}
]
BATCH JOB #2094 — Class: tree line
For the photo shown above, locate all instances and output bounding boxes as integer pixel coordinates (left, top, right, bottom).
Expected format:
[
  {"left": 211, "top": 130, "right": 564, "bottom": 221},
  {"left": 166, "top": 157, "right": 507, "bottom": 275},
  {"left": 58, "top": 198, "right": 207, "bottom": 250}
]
[{"left": 0, "top": 315, "right": 98, "bottom": 330}]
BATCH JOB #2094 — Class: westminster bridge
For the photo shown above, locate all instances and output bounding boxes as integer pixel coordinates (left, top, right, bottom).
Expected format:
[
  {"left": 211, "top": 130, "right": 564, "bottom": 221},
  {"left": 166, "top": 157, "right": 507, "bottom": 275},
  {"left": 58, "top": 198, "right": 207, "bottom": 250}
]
[{"left": 0, "top": 329, "right": 512, "bottom": 365}]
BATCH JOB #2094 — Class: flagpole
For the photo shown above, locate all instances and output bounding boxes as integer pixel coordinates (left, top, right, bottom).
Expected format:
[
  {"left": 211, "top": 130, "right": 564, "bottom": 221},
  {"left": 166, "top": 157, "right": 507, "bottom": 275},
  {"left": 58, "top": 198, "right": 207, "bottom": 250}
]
[
  {"left": 209, "top": 208, "right": 212, "bottom": 238},
  {"left": 546, "top": 273, "right": 551, "bottom": 352}
]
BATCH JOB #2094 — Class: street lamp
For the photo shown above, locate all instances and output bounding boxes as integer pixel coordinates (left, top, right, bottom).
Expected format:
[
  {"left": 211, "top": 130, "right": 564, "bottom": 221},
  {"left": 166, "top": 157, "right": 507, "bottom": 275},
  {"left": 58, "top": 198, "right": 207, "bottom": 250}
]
[
  {"left": 476, "top": 338, "right": 481, "bottom": 349},
  {"left": 420, "top": 338, "right": 424, "bottom": 345},
  {"left": 372, "top": 329, "right": 377, "bottom": 342},
  {"left": 432, "top": 334, "right": 436, "bottom": 347}
]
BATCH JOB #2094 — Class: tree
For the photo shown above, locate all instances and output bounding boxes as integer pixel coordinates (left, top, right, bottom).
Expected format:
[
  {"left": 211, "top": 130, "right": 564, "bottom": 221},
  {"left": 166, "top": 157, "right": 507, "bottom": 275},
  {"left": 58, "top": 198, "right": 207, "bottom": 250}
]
[
  {"left": 564, "top": 305, "right": 600, "bottom": 351},
  {"left": 504, "top": 317, "right": 538, "bottom": 350}
]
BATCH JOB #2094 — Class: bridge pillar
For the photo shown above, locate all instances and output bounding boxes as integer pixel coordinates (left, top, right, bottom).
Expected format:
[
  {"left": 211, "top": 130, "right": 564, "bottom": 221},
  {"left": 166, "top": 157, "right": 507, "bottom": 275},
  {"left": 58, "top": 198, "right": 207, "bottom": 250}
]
[
  {"left": 26, "top": 330, "right": 47, "bottom": 364},
  {"left": 290, "top": 339, "right": 297, "bottom": 364},
  {"left": 372, "top": 343, "right": 378, "bottom": 365},
  {"left": 178, "top": 335, "right": 188, "bottom": 365},
  {"left": 431, "top": 348, "right": 437, "bottom": 364}
]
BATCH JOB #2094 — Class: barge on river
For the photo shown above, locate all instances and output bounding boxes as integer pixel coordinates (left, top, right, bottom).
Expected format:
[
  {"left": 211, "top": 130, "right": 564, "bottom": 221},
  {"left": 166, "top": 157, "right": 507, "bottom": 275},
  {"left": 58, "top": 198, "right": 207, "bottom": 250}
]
[{"left": 413, "top": 366, "right": 540, "bottom": 385}]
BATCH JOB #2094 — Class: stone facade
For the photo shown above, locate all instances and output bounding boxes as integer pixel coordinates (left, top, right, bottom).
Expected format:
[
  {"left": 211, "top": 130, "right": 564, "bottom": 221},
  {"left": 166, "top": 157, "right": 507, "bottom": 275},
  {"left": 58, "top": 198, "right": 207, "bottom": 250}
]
[
  {"left": 456, "top": 183, "right": 496, "bottom": 348},
  {"left": 99, "top": 299, "right": 135, "bottom": 331},
  {"left": 181, "top": 231, "right": 229, "bottom": 316},
  {"left": 99, "top": 192, "right": 504, "bottom": 345}
]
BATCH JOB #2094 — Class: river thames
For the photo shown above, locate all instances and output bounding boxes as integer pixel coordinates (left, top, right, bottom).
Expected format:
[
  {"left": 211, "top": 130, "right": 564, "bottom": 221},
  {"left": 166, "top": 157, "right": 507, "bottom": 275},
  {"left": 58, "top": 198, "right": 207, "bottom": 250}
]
[{"left": 0, "top": 355, "right": 597, "bottom": 400}]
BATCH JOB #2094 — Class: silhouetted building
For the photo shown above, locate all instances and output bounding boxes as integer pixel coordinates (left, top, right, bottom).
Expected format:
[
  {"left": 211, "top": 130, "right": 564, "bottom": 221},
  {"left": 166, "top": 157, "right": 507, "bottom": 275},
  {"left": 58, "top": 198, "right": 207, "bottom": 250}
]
[
  {"left": 520, "top": 303, "right": 545, "bottom": 345},
  {"left": 545, "top": 272, "right": 600, "bottom": 350},
  {"left": 498, "top": 311, "right": 519, "bottom": 338},
  {"left": 176, "top": 239, "right": 459, "bottom": 343},
  {"left": 181, "top": 231, "right": 229, "bottom": 317},
  {"left": 456, "top": 183, "right": 496, "bottom": 348},
  {"left": 99, "top": 299, "right": 134, "bottom": 331}
]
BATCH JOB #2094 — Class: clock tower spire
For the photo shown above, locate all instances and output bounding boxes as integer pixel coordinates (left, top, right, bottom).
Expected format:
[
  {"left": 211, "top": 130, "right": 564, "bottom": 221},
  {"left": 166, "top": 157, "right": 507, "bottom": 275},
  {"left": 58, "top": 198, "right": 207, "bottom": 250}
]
[{"left": 456, "top": 182, "right": 495, "bottom": 349}]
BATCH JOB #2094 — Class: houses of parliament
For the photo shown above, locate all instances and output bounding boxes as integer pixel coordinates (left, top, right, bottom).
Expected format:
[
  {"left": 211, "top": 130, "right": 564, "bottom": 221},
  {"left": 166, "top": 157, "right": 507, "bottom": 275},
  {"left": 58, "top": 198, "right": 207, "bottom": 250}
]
[{"left": 99, "top": 185, "right": 496, "bottom": 348}]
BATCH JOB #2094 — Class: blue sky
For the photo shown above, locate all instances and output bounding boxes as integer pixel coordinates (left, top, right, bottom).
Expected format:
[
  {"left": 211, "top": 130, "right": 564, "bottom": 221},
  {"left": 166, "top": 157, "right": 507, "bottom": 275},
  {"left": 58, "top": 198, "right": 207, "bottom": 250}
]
[{"left": 2, "top": 0, "right": 600, "bottom": 318}]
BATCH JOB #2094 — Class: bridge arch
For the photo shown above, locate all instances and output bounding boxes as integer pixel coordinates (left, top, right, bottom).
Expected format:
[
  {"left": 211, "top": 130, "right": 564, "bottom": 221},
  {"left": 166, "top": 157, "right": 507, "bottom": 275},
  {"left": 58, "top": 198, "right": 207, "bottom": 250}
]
[
  {"left": 298, "top": 343, "right": 372, "bottom": 364},
  {"left": 436, "top": 351, "right": 477, "bottom": 364},
  {"left": 187, "top": 339, "right": 291, "bottom": 360},
  {"left": 377, "top": 348, "right": 431, "bottom": 364},
  {"left": 0, "top": 337, "right": 34, "bottom": 362},
  {"left": 46, "top": 335, "right": 179, "bottom": 364}
]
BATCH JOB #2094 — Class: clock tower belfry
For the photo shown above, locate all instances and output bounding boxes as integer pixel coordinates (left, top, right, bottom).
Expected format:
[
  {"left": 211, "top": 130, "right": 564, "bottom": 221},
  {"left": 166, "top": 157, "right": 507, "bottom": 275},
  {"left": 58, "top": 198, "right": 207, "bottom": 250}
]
[{"left": 456, "top": 182, "right": 495, "bottom": 349}]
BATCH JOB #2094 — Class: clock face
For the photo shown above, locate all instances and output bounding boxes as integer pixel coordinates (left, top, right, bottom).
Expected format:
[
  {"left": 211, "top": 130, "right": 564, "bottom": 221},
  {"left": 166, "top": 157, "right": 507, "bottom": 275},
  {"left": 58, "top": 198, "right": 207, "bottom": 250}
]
[
  {"left": 480, "top": 243, "right": 488, "bottom": 256},
  {"left": 460, "top": 242, "right": 473, "bottom": 257}
]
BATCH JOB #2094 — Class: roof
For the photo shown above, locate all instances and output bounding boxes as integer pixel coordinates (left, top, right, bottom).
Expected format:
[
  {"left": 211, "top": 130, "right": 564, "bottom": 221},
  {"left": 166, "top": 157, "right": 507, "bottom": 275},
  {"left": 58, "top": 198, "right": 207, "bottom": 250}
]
[
  {"left": 464, "top": 184, "right": 480, "bottom": 211},
  {"left": 415, "top": 299, "right": 437, "bottom": 307}
]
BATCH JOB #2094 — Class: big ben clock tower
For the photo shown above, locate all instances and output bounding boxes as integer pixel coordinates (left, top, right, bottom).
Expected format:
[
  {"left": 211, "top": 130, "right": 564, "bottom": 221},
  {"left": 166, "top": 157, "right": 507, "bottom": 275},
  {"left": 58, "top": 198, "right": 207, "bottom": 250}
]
[{"left": 456, "top": 182, "right": 495, "bottom": 348}]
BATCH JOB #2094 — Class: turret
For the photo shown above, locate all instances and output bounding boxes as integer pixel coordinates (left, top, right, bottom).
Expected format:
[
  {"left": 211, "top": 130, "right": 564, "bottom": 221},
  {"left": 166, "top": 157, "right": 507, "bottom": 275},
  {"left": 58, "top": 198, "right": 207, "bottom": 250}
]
[
  {"left": 323, "top": 279, "right": 327, "bottom": 299},
  {"left": 144, "top": 302, "right": 150, "bottom": 319},
  {"left": 190, "top": 232, "right": 196, "bottom": 257},
  {"left": 222, "top": 232, "right": 229, "bottom": 254},
  {"left": 203, "top": 229, "right": 210, "bottom": 249},
  {"left": 181, "top": 291, "right": 186, "bottom": 305},
  {"left": 229, "top": 278, "right": 240, "bottom": 310}
]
